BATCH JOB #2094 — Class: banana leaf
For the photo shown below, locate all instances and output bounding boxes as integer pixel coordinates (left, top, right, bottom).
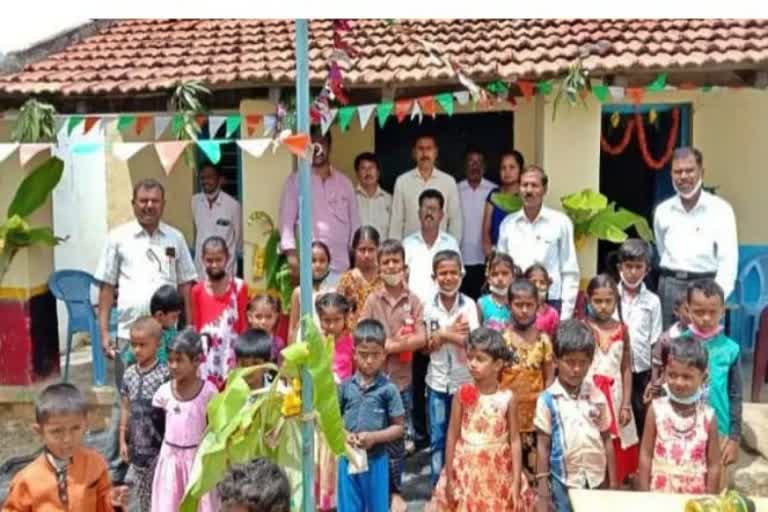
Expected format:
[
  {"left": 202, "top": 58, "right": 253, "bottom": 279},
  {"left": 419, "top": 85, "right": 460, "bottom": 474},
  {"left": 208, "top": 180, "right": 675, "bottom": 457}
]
[
  {"left": 8, "top": 157, "right": 64, "bottom": 218},
  {"left": 560, "top": 189, "right": 608, "bottom": 226},
  {"left": 489, "top": 192, "right": 523, "bottom": 214},
  {"left": 561, "top": 189, "right": 654, "bottom": 244}
]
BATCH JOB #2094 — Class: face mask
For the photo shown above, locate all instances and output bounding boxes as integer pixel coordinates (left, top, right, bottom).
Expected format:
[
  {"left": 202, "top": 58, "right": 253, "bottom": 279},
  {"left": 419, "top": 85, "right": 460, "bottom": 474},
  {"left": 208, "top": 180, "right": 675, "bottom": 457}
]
[
  {"left": 673, "top": 177, "right": 703, "bottom": 200},
  {"left": 312, "top": 269, "right": 330, "bottom": 286},
  {"left": 204, "top": 189, "right": 220, "bottom": 201},
  {"left": 620, "top": 271, "right": 643, "bottom": 290},
  {"left": 439, "top": 282, "right": 461, "bottom": 297},
  {"left": 663, "top": 383, "right": 702, "bottom": 405},
  {"left": 381, "top": 271, "right": 403, "bottom": 287},
  {"left": 489, "top": 285, "right": 508, "bottom": 297},
  {"left": 689, "top": 324, "right": 723, "bottom": 341},
  {"left": 537, "top": 288, "right": 548, "bottom": 302}
]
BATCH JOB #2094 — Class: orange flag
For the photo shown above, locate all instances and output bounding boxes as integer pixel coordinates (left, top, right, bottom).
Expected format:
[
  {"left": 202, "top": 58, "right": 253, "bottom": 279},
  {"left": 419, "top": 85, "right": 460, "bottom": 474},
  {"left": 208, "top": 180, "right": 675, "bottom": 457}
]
[
  {"left": 678, "top": 82, "right": 697, "bottom": 90},
  {"left": 627, "top": 87, "right": 645, "bottom": 105},
  {"left": 135, "top": 115, "right": 152, "bottom": 135},
  {"left": 83, "top": 116, "right": 100, "bottom": 134},
  {"left": 418, "top": 96, "right": 437, "bottom": 118},
  {"left": 517, "top": 81, "right": 535, "bottom": 101},
  {"left": 395, "top": 99, "right": 413, "bottom": 123},
  {"left": 282, "top": 133, "right": 310, "bottom": 158},
  {"left": 245, "top": 114, "right": 263, "bottom": 136}
]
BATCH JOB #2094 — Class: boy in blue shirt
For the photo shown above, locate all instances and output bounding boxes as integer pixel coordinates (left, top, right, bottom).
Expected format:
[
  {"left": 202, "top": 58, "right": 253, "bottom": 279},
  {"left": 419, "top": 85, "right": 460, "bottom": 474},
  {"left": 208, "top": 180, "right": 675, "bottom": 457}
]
[{"left": 337, "top": 319, "right": 405, "bottom": 512}]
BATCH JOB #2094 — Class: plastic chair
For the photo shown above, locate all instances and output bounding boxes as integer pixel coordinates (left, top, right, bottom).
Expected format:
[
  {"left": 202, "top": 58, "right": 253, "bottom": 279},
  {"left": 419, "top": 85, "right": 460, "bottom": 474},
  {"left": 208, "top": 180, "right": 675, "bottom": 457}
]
[
  {"left": 48, "top": 270, "right": 106, "bottom": 386},
  {"left": 733, "top": 254, "right": 768, "bottom": 351}
]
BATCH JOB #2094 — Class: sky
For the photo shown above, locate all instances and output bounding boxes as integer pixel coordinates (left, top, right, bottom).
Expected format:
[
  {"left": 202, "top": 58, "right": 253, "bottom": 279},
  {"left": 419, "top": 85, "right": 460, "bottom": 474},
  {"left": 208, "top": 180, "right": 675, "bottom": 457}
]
[{"left": 0, "top": 16, "right": 90, "bottom": 54}]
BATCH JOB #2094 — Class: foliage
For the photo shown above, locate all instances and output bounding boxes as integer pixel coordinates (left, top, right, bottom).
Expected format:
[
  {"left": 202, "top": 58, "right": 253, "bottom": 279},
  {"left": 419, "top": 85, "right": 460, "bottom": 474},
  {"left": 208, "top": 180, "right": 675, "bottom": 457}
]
[
  {"left": 170, "top": 80, "right": 210, "bottom": 166},
  {"left": 0, "top": 157, "right": 67, "bottom": 284},
  {"left": 560, "top": 189, "right": 653, "bottom": 247},
  {"left": 180, "top": 319, "right": 345, "bottom": 512},
  {"left": 11, "top": 98, "right": 57, "bottom": 143},
  {"left": 264, "top": 230, "right": 294, "bottom": 312},
  {"left": 552, "top": 54, "right": 589, "bottom": 121}
]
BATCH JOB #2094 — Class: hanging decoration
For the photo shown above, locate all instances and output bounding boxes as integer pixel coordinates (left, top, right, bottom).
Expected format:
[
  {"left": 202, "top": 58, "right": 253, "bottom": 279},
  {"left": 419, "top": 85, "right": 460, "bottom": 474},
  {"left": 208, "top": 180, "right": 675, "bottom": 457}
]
[
  {"left": 636, "top": 107, "right": 679, "bottom": 170},
  {"left": 600, "top": 119, "right": 635, "bottom": 155}
]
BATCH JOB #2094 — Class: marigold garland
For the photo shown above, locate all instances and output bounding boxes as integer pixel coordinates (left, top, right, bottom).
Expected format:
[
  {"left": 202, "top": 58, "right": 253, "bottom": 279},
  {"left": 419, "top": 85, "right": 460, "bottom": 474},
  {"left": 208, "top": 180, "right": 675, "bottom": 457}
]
[
  {"left": 600, "top": 120, "right": 635, "bottom": 155},
  {"left": 635, "top": 107, "right": 680, "bottom": 170}
]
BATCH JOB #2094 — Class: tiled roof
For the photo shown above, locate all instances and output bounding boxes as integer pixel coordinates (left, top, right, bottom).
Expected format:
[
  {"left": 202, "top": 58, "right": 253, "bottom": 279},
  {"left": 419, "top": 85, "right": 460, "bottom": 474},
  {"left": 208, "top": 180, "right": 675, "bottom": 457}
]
[{"left": 2, "top": 18, "right": 768, "bottom": 96}]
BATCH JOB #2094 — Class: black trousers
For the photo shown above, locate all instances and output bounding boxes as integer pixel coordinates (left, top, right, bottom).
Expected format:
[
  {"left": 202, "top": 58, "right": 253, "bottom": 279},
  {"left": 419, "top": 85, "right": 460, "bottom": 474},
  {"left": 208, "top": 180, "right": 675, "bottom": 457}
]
[
  {"left": 632, "top": 370, "right": 652, "bottom": 439},
  {"left": 460, "top": 264, "right": 486, "bottom": 301},
  {"left": 411, "top": 351, "right": 430, "bottom": 446}
]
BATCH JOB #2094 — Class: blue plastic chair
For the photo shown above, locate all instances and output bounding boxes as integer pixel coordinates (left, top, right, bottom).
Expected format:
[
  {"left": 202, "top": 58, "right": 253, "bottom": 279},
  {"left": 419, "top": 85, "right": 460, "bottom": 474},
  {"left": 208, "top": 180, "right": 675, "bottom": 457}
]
[
  {"left": 733, "top": 254, "right": 768, "bottom": 351},
  {"left": 48, "top": 270, "right": 106, "bottom": 386}
]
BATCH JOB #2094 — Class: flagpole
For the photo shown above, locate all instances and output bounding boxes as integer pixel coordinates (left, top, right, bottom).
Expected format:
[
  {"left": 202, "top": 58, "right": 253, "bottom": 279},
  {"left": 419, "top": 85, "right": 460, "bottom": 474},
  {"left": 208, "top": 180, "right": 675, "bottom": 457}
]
[{"left": 294, "top": 18, "right": 315, "bottom": 512}]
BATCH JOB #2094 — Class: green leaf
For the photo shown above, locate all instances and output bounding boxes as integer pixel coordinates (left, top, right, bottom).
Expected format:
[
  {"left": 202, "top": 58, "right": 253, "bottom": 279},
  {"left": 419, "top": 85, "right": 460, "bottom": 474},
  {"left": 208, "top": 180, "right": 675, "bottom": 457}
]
[
  {"left": 560, "top": 190, "right": 654, "bottom": 244},
  {"left": 489, "top": 192, "right": 523, "bottom": 214},
  {"left": 7, "top": 157, "right": 64, "bottom": 218},
  {"left": 560, "top": 189, "right": 608, "bottom": 225}
]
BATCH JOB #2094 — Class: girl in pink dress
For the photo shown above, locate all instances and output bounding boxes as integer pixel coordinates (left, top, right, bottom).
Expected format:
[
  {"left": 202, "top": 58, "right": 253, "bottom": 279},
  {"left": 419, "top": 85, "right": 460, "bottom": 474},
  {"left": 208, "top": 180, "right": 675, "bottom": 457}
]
[
  {"left": 524, "top": 263, "right": 560, "bottom": 338},
  {"left": 638, "top": 338, "right": 720, "bottom": 494},
  {"left": 314, "top": 292, "right": 355, "bottom": 510},
  {"left": 151, "top": 328, "right": 219, "bottom": 512},
  {"left": 191, "top": 236, "right": 249, "bottom": 390}
]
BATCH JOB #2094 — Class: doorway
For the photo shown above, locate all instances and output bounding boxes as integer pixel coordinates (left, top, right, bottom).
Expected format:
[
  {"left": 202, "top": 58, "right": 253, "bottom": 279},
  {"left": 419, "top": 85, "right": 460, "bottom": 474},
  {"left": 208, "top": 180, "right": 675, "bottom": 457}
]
[{"left": 597, "top": 104, "right": 692, "bottom": 287}]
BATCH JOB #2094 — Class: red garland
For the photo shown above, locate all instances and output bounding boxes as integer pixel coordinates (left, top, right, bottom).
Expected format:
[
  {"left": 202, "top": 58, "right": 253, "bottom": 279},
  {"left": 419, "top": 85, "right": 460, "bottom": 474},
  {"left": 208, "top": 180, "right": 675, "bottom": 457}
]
[
  {"left": 635, "top": 107, "right": 680, "bottom": 170},
  {"left": 600, "top": 120, "right": 635, "bottom": 155},
  {"left": 458, "top": 383, "right": 480, "bottom": 406}
]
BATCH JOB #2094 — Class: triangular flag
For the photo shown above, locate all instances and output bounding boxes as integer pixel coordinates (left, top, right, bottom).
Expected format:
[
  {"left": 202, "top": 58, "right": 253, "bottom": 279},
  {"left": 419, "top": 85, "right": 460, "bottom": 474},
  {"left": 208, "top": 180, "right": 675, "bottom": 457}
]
[
  {"left": 517, "top": 81, "right": 535, "bottom": 101},
  {"left": 154, "top": 115, "right": 172, "bottom": 138},
  {"left": 592, "top": 85, "right": 609, "bottom": 103},
  {"left": 244, "top": 114, "right": 262, "bottom": 136},
  {"left": 627, "top": 87, "right": 644, "bottom": 105},
  {"left": 19, "top": 143, "right": 52, "bottom": 166},
  {"left": 208, "top": 116, "right": 226, "bottom": 138},
  {"left": 377, "top": 102, "right": 393, "bottom": 127},
  {"left": 454, "top": 91, "right": 470, "bottom": 105},
  {"left": 135, "top": 115, "right": 152, "bottom": 135},
  {"left": 435, "top": 93, "right": 454, "bottom": 116},
  {"left": 113, "top": 142, "right": 149, "bottom": 161},
  {"left": 263, "top": 115, "right": 277, "bottom": 135},
  {"left": 418, "top": 96, "right": 437, "bottom": 118},
  {"left": 646, "top": 72, "right": 667, "bottom": 92},
  {"left": 321, "top": 109, "right": 338, "bottom": 135},
  {"left": 357, "top": 104, "right": 376, "bottom": 129},
  {"left": 394, "top": 99, "right": 412, "bottom": 123},
  {"left": 0, "top": 143, "right": 19, "bottom": 163},
  {"left": 83, "top": 116, "right": 101, "bottom": 135},
  {"left": 282, "top": 134, "right": 310, "bottom": 158},
  {"left": 236, "top": 139, "right": 271, "bottom": 158},
  {"left": 608, "top": 86, "right": 625, "bottom": 101},
  {"left": 701, "top": 85, "right": 713, "bottom": 93},
  {"left": 410, "top": 100, "right": 423, "bottom": 124},
  {"left": 225, "top": 115, "right": 241, "bottom": 138},
  {"left": 67, "top": 115, "right": 84, "bottom": 136},
  {"left": 72, "top": 142, "right": 104, "bottom": 155},
  {"left": 338, "top": 106, "right": 356, "bottom": 133},
  {"left": 117, "top": 115, "right": 135, "bottom": 132},
  {"left": 155, "top": 140, "right": 190, "bottom": 175},
  {"left": 535, "top": 80, "right": 553, "bottom": 96},
  {"left": 678, "top": 82, "right": 697, "bottom": 90},
  {"left": 197, "top": 140, "right": 222, "bottom": 165},
  {"left": 54, "top": 117, "right": 66, "bottom": 137}
]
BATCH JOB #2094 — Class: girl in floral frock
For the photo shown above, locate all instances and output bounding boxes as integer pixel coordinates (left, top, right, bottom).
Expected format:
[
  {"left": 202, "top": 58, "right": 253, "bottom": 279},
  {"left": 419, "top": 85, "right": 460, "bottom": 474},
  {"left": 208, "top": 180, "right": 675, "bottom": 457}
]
[
  {"left": 500, "top": 279, "right": 555, "bottom": 481},
  {"left": 428, "top": 327, "right": 534, "bottom": 512},
  {"left": 638, "top": 338, "right": 720, "bottom": 494},
  {"left": 191, "top": 236, "right": 248, "bottom": 390},
  {"left": 585, "top": 274, "right": 640, "bottom": 484}
]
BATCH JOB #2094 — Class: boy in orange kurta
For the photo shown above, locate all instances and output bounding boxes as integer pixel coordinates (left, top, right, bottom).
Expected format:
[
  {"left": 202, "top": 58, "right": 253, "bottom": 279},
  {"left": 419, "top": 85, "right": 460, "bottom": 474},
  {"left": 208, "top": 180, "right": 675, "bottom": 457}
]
[{"left": 2, "top": 383, "right": 118, "bottom": 512}]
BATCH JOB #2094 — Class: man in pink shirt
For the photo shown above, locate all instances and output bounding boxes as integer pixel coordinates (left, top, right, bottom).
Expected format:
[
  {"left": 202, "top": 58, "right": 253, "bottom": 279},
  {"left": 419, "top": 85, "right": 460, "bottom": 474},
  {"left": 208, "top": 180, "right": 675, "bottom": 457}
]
[{"left": 278, "top": 128, "right": 361, "bottom": 287}]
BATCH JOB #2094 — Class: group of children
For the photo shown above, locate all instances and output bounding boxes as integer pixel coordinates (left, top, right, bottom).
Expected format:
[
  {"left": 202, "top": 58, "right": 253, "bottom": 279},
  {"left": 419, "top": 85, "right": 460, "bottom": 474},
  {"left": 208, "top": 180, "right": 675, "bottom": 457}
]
[{"left": 3, "top": 230, "right": 744, "bottom": 512}]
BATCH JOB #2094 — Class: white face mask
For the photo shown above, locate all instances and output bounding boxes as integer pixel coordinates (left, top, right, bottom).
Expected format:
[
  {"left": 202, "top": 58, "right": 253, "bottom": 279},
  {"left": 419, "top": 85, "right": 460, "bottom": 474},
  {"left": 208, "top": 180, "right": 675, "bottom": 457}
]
[
  {"left": 620, "top": 271, "right": 643, "bottom": 290},
  {"left": 489, "top": 285, "right": 508, "bottom": 297},
  {"left": 438, "top": 282, "right": 461, "bottom": 297},
  {"left": 381, "top": 271, "right": 403, "bottom": 287},
  {"left": 204, "top": 189, "right": 220, "bottom": 201},
  {"left": 673, "top": 177, "right": 703, "bottom": 200}
]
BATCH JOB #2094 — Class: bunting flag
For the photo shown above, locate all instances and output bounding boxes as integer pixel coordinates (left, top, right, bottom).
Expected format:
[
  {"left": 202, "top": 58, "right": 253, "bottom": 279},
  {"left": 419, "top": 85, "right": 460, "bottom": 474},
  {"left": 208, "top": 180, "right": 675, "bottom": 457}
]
[
  {"left": 117, "top": 115, "right": 135, "bottom": 133},
  {"left": 338, "top": 106, "right": 357, "bottom": 133},
  {"left": 418, "top": 96, "right": 437, "bottom": 118},
  {"left": 517, "top": 81, "right": 536, "bottom": 101},
  {"left": 394, "top": 99, "right": 412, "bottom": 123},
  {"left": 208, "top": 116, "right": 227, "bottom": 138},
  {"left": 244, "top": 114, "right": 262, "bottom": 136},
  {"left": 453, "top": 91, "right": 470, "bottom": 105},
  {"left": 155, "top": 140, "right": 190, "bottom": 175},
  {"left": 281, "top": 133, "right": 311, "bottom": 158},
  {"left": 321, "top": 109, "right": 338, "bottom": 135},
  {"left": 72, "top": 142, "right": 104, "bottom": 155},
  {"left": 112, "top": 142, "right": 149, "bottom": 161},
  {"left": 135, "top": 115, "right": 152, "bottom": 136},
  {"left": 19, "top": 143, "right": 52, "bottom": 166},
  {"left": 0, "top": 143, "right": 18, "bottom": 163},
  {"left": 410, "top": 100, "right": 423, "bottom": 124},
  {"left": 225, "top": 115, "right": 242, "bottom": 138},
  {"left": 67, "top": 115, "right": 84, "bottom": 136},
  {"left": 236, "top": 139, "right": 271, "bottom": 159},
  {"left": 54, "top": 117, "right": 66, "bottom": 137},
  {"left": 377, "top": 102, "right": 394, "bottom": 127},
  {"left": 83, "top": 116, "right": 101, "bottom": 135},
  {"left": 435, "top": 92, "right": 454, "bottom": 116},
  {"left": 154, "top": 115, "right": 172, "bottom": 138},
  {"left": 536, "top": 80, "right": 553, "bottom": 96},
  {"left": 608, "top": 86, "right": 625, "bottom": 101},
  {"left": 197, "top": 140, "right": 222, "bottom": 164},
  {"left": 357, "top": 104, "right": 376, "bottom": 130},
  {"left": 646, "top": 72, "right": 667, "bottom": 92},
  {"left": 592, "top": 84, "right": 609, "bottom": 103},
  {"left": 627, "top": 87, "right": 645, "bottom": 105}
]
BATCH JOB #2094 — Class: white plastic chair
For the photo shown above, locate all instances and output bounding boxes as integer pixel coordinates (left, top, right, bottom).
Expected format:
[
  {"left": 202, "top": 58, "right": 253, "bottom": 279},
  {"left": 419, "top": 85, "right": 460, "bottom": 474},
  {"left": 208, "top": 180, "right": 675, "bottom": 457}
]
[{"left": 734, "top": 254, "right": 768, "bottom": 350}]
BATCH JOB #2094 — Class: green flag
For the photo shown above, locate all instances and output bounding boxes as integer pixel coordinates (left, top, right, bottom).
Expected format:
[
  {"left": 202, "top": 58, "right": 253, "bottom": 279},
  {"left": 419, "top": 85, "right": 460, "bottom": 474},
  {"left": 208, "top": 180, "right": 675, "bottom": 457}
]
[
  {"left": 646, "top": 72, "right": 667, "bottom": 92},
  {"left": 117, "top": 115, "right": 135, "bottom": 132},
  {"left": 702, "top": 85, "right": 713, "bottom": 93},
  {"left": 536, "top": 80, "right": 553, "bottom": 96},
  {"left": 225, "top": 115, "right": 241, "bottom": 138},
  {"left": 377, "top": 102, "right": 394, "bottom": 127},
  {"left": 592, "top": 85, "right": 609, "bottom": 103},
  {"left": 486, "top": 80, "right": 509, "bottom": 96},
  {"left": 67, "top": 115, "right": 84, "bottom": 136},
  {"left": 435, "top": 93, "right": 454, "bottom": 116},
  {"left": 338, "top": 106, "right": 357, "bottom": 133},
  {"left": 197, "top": 140, "right": 222, "bottom": 165}
]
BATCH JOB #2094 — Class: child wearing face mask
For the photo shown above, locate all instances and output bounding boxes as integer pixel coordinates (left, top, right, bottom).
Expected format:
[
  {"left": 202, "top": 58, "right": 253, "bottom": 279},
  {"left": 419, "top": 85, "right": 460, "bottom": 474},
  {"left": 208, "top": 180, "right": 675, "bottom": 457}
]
[
  {"left": 524, "top": 263, "right": 560, "bottom": 338},
  {"left": 288, "top": 240, "right": 335, "bottom": 343},
  {"left": 423, "top": 250, "right": 479, "bottom": 486},
  {"left": 616, "top": 239, "right": 662, "bottom": 439},
  {"left": 500, "top": 279, "right": 555, "bottom": 483},
  {"left": 477, "top": 252, "right": 516, "bottom": 332}
]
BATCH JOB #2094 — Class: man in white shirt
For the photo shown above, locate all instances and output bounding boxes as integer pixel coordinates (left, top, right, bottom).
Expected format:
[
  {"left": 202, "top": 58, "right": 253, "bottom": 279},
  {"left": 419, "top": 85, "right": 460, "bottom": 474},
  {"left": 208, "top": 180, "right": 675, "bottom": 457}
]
[
  {"left": 191, "top": 164, "right": 242, "bottom": 277},
  {"left": 653, "top": 147, "right": 738, "bottom": 328},
  {"left": 389, "top": 135, "right": 462, "bottom": 242},
  {"left": 458, "top": 148, "right": 496, "bottom": 299},
  {"left": 496, "top": 166, "right": 580, "bottom": 319},
  {"left": 354, "top": 151, "right": 392, "bottom": 239}
]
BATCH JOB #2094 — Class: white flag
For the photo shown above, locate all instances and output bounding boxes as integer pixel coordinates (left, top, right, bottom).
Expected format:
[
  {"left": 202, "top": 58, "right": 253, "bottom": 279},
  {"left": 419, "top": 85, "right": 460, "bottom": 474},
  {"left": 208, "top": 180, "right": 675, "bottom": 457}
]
[
  {"left": 454, "top": 91, "right": 470, "bottom": 105},
  {"left": 113, "top": 142, "right": 149, "bottom": 161},
  {"left": 0, "top": 143, "right": 18, "bottom": 163},
  {"left": 357, "top": 104, "right": 376, "bottom": 130},
  {"left": 321, "top": 109, "right": 338, "bottom": 136},
  {"left": 208, "top": 116, "right": 226, "bottom": 138},
  {"left": 236, "top": 139, "right": 271, "bottom": 159},
  {"left": 154, "top": 115, "right": 172, "bottom": 138}
]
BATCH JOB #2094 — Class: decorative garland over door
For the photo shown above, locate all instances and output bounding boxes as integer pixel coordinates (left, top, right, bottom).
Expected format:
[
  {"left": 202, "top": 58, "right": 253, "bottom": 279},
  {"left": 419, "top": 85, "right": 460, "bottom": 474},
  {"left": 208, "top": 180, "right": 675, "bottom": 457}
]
[{"left": 600, "top": 107, "right": 680, "bottom": 170}]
